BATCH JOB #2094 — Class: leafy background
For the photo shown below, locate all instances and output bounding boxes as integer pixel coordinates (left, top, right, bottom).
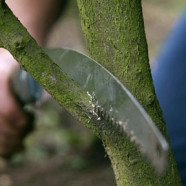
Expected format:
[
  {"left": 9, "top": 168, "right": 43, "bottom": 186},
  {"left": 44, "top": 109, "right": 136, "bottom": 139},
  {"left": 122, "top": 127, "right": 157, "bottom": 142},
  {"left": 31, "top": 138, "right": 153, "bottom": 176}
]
[{"left": 0, "top": 0, "right": 185, "bottom": 185}]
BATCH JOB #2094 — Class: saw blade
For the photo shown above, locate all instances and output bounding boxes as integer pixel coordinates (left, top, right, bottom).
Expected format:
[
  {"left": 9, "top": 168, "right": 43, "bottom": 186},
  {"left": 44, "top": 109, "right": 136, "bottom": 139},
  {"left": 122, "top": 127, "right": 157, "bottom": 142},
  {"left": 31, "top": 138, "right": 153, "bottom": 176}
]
[{"left": 45, "top": 48, "right": 168, "bottom": 173}]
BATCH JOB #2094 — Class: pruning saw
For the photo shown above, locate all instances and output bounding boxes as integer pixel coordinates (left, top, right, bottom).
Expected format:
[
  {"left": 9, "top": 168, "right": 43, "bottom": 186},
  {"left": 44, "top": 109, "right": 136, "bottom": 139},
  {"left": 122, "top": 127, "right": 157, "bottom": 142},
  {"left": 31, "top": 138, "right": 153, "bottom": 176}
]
[{"left": 11, "top": 48, "right": 168, "bottom": 174}]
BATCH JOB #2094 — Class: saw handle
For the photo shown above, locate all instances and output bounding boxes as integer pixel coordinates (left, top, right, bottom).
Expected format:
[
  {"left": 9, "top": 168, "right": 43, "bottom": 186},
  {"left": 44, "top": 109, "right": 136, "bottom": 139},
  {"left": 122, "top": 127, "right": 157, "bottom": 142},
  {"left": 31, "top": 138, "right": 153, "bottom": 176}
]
[{"left": 11, "top": 67, "right": 43, "bottom": 104}]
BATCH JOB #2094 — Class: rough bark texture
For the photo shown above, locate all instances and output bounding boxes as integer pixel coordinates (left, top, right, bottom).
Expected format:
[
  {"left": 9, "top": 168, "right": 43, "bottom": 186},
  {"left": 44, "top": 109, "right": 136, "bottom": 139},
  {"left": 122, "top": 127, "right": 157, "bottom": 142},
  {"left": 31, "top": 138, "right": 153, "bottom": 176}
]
[
  {"left": 0, "top": 1, "right": 182, "bottom": 185},
  {"left": 0, "top": 3, "right": 94, "bottom": 141},
  {"left": 77, "top": 0, "right": 182, "bottom": 185}
]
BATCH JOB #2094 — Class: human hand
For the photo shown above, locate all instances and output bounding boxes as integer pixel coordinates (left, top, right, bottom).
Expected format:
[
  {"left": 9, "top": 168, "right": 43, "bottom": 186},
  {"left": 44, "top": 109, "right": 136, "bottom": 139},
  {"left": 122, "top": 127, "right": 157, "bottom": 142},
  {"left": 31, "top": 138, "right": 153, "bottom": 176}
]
[{"left": 0, "top": 49, "right": 33, "bottom": 157}]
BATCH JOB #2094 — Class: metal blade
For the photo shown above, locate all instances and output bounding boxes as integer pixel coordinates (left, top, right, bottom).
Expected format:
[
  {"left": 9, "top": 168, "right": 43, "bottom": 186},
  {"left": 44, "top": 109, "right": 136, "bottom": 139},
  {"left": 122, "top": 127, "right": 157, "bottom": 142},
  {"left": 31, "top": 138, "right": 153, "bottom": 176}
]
[{"left": 45, "top": 48, "right": 168, "bottom": 173}]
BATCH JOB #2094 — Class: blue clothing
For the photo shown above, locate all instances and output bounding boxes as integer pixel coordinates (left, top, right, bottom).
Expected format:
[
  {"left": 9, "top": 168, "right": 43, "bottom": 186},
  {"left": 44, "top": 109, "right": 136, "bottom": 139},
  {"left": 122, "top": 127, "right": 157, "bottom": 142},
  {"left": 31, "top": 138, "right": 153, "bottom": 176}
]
[{"left": 152, "top": 9, "right": 186, "bottom": 185}]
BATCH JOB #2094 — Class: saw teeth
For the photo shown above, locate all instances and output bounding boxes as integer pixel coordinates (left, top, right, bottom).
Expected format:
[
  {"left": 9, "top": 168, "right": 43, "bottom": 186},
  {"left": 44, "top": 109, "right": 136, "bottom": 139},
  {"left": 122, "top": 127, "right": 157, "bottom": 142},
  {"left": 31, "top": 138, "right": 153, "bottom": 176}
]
[
  {"left": 92, "top": 102, "right": 127, "bottom": 134},
  {"left": 91, "top": 99, "right": 123, "bottom": 133}
]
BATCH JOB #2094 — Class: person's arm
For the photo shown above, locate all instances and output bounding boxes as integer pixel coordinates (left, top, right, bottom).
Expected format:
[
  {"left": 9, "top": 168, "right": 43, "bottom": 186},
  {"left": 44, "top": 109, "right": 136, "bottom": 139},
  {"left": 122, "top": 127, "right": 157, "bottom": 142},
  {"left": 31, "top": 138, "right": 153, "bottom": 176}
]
[
  {"left": 6, "top": 0, "right": 66, "bottom": 46},
  {"left": 0, "top": 0, "right": 65, "bottom": 156}
]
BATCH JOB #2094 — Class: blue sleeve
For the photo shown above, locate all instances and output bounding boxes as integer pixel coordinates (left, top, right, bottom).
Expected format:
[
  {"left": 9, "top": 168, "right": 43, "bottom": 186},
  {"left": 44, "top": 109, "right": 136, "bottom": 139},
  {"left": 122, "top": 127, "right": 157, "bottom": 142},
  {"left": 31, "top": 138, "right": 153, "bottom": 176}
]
[{"left": 152, "top": 9, "right": 186, "bottom": 185}]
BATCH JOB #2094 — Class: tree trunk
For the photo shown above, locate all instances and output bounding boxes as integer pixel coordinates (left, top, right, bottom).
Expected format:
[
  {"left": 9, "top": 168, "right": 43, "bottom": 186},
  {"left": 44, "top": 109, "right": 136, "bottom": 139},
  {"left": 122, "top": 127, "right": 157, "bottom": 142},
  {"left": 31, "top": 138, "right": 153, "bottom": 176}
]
[
  {"left": 0, "top": 1, "right": 182, "bottom": 185},
  {"left": 77, "top": 0, "right": 181, "bottom": 185}
]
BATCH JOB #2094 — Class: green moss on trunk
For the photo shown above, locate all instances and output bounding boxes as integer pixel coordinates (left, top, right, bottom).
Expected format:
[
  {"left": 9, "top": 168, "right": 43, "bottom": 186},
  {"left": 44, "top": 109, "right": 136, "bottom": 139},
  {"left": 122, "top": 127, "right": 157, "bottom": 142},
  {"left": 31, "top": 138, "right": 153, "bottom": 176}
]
[
  {"left": 0, "top": 1, "right": 182, "bottom": 185},
  {"left": 77, "top": 0, "right": 181, "bottom": 185},
  {"left": 0, "top": 3, "right": 94, "bottom": 136}
]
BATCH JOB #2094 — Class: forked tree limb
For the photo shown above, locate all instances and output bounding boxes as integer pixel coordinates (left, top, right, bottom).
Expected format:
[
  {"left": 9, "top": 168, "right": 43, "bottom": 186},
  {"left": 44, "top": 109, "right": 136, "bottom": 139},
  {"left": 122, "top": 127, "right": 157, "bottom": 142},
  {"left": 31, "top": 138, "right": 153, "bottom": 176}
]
[
  {"left": 0, "top": 1, "right": 182, "bottom": 185},
  {"left": 77, "top": 0, "right": 181, "bottom": 185}
]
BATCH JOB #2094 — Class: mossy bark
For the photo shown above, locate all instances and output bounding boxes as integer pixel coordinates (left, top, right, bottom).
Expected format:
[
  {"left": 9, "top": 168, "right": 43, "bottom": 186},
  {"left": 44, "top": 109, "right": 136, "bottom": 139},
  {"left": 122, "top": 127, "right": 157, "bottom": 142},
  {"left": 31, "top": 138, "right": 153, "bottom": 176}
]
[
  {"left": 77, "top": 0, "right": 182, "bottom": 185},
  {"left": 0, "top": 1, "right": 182, "bottom": 185},
  {"left": 0, "top": 3, "right": 96, "bottom": 132}
]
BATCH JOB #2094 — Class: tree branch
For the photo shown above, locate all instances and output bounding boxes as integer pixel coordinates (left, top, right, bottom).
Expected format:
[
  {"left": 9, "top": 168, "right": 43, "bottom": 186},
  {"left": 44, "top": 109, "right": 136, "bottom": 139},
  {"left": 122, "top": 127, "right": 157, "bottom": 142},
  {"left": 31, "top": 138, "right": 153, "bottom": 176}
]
[
  {"left": 0, "top": 0, "right": 133, "bottom": 163},
  {"left": 0, "top": 2, "right": 97, "bottom": 138},
  {"left": 0, "top": 1, "right": 182, "bottom": 185},
  {"left": 77, "top": 0, "right": 181, "bottom": 185}
]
